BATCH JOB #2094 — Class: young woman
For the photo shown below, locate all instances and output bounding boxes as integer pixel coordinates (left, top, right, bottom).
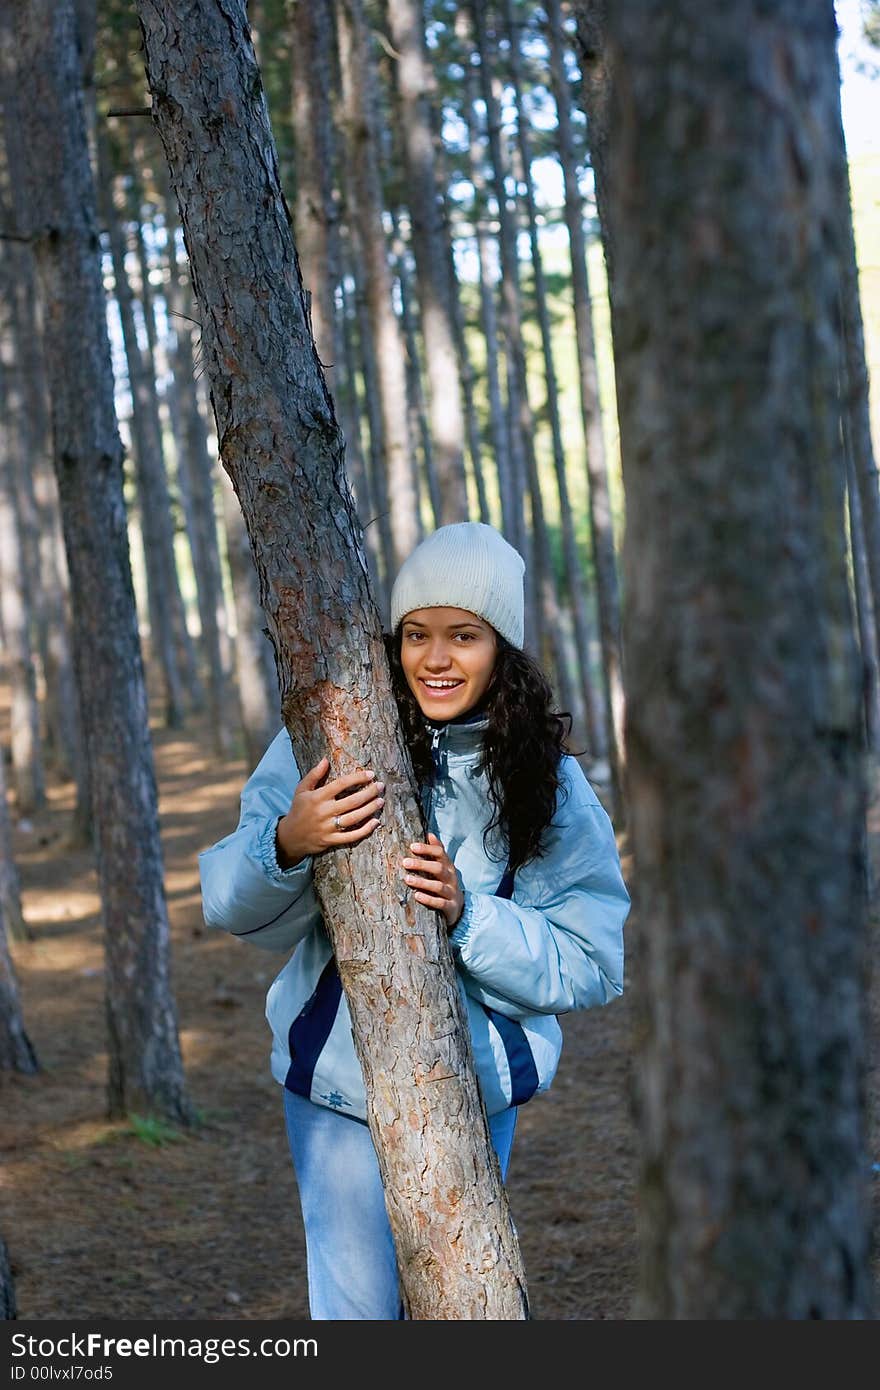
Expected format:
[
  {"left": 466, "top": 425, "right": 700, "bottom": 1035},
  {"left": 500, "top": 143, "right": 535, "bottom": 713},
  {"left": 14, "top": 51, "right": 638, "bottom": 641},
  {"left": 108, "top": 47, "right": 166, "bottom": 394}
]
[{"left": 199, "top": 522, "right": 630, "bottom": 1320}]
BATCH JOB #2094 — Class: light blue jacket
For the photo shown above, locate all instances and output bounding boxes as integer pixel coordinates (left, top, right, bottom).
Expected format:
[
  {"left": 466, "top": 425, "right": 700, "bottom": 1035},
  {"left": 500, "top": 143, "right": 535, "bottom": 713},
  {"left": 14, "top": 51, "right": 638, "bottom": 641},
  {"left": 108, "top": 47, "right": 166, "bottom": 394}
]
[{"left": 198, "top": 714, "right": 630, "bottom": 1121}]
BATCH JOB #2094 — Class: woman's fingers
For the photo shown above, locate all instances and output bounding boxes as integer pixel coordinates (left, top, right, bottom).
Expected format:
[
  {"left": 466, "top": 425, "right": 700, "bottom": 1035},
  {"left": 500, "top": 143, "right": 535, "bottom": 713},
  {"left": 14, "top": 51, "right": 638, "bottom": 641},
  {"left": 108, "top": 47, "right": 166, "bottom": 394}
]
[
  {"left": 333, "top": 778, "right": 385, "bottom": 813},
  {"left": 403, "top": 871, "right": 452, "bottom": 895},
  {"left": 300, "top": 756, "right": 330, "bottom": 789},
  {"left": 334, "top": 818, "right": 381, "bottom": 843},
  {"left": 331, "top": 796, "right": 384, "bottom": 832}
]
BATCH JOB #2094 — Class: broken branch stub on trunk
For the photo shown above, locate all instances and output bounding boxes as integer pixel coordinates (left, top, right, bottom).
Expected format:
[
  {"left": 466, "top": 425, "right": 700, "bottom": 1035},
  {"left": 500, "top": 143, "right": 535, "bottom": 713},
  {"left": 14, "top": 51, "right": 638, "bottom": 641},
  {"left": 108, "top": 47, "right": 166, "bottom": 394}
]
[{"left": 134, "top": 0, "right": 528, "bottom": 1319}]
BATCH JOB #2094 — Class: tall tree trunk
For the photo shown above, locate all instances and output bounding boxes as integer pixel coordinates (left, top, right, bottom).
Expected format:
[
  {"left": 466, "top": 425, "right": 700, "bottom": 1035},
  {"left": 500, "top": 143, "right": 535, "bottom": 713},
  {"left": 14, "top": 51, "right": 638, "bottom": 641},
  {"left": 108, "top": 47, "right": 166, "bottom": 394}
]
[
  {"left": 0, "top": 1233, "right": 15, "bottom": 1319},
  {"left": 546, "top": 0, "right": 626, "bottom": 807},
  {"left": 337, "top": 265, "right": 385, "bottom": 606},
  {"left": 0, "top": 78, "right": 87, "bottom": 812},
  {"left": 845, "top": 433, "right": 880, "bottom": 752},
  {"left": 96, "top": 136, "right": 188, "bottom": 729},
  {"left": 0, "top": 905, "right": 38, "bottom": 1074},
  {"left": 289, "top": 0, "right": 377, "bottom": 592},
  {"left": 16, "top": 0, "right": 193, "bottom": 1124},
  {"left": 217, "top": 471, "right": 279, "bottom": 767},
  {"left": 386, "top": 0, "right": 469, "bottom": 523},
  {"left": 336, "top": 0, "right": 418, "bottom": 573},
  {"left": 0, "top": 744, "right": 37, "bottom": 1064},
  {"left": 605, "top": 0, "right": 871, "bottom": 1318},
  {"left": 0, "top": 748, "right": 27, "bottom": 944},
  {"left": 155, "top": 173, "right": 236, "bottom": 756},
  {"left": 504, "top": 0, "right": 601, "bottom": 761},
  {"left": 457, "top": 12, "right": 514, "bottom": 537},
  {"left": 345, "top": 236, "right": 396, "bottom": 616},
  {"left": 0, "top": 401, "right": 45, "bottom": 818},
  {"left": 0, "top": 136, "right": 46, "bottom": 816},
  {"left": 838, "top": 160, "right": 880, "bottom": 679},
  {"left": 389, "top": 207, "right": 434, "bottom": 532},
  {"left": 136, "top": 0, "right": 528, "bottom": 1318}
]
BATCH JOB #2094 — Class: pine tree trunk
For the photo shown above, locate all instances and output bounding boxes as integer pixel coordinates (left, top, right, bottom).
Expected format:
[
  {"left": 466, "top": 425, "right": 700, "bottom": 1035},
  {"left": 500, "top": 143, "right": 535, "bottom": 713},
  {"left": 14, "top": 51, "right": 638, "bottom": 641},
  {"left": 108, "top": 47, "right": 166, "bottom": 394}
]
[
  {"left": 838, "top": 160, "right": 880, "bottom": 678},
  {"left": 0, "top": 743, "right": 37, "bottom": 1064},
  {"left": 96, "top": 137, "right": 188, "bottom": 729},
  {"left": 336, "top": 0, "right": 418, "bottom": 572},
  {"left": 389, "top": 207, "right": 434, "bottom": 532},
  {"left": 386, "top": 0, "right": 469, "bottom": 523},
  {"left": 135, "top": 0, "right": 528, "bottom": 1318},
  {"left": 845, "top": 441, "right": 880, "bottom": 751},
  {"left": 16, "top": 0, "right": 193, "bottom": 1125},
  {"left": 504, "top": 0, "right": 601, "bottom": 760},
  {"left": 605, "top": 0, "right": 872, "bottom": 1318},
  {"left": 0, "top": 748, "right": 27, "bottom": 944},
  {"left": 0, "top": 85, "right": 87, "bottom": 813},
  {"left": 345, "top": 238, "right": 396, "bottom": 616},
  {"left": 547, "top": 0, "right": 626, "bottom": 807},
  {"left": 156, "top": 176, "right": 236, "bottom": 756},
  {"left": 217, "top": 471, "right": 279, "bottom": 769},
  {"left": 469, "top": 3, "right": 536, "bottom": 640},
  {"left": 0, "top": 1234, "right": 16, "bottom": 1319},
  {"left": 457, "top": 13, "right": 514, "bottom": 537},
  {"left": 0, "top": 128, "right": 46, "bottom": 816}
]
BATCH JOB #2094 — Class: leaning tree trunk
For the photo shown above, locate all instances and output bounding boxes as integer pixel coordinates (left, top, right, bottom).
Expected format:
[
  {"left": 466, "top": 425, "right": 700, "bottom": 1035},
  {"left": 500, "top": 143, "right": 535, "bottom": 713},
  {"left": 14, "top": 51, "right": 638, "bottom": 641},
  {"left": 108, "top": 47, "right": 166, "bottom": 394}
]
[
  {"left": 16, "top": 0, "right": 193, "bottom": 1125},
  {"left": 135, "top": 0, "right": 528, "bottom": 1319},
  {"left": 605, "top": 0, "right": 872, "bottom": 1318}
]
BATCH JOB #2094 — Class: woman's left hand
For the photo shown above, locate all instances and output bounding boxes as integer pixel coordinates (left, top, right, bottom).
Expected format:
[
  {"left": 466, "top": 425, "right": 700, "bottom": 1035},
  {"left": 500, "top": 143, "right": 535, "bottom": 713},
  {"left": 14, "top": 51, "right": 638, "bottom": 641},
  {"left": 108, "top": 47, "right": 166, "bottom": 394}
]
[{"left": 401, "top": 833, "right": 465, "bottom": 930}]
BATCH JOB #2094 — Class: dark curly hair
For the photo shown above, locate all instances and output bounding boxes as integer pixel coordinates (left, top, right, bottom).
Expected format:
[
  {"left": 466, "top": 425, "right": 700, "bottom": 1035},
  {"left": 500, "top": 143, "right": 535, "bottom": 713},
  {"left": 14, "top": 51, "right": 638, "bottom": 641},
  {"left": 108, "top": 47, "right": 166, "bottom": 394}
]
[{"left": 384, "top": 625, "right": 573, "bottom": 874}]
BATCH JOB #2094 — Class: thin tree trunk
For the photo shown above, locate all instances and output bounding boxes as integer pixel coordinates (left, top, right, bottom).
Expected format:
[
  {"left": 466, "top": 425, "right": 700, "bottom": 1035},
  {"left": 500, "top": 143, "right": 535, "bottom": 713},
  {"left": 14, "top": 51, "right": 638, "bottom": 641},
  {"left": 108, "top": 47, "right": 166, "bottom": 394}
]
[
  {"left": 96, "top": 136, "right": 188, "bottom": 729},
  {"left": 386, "top": 0, "right": 469, "bottom": 523},
  {"left": 457, "top": 13, "right": 514, "bottom": 537},
  {"left": 389, "top": 207, "right": 434, "bottom": 532},
  {"left": 845, "top": 432, "right": 880, "bottom": 752},
  {"left": 136, "top": 0, "right": 528, "bottom": 1317},
  {"left": 16, "top": 0, "right": 194, "bottom": 1124},
  {"left": 0, "top": 744, "right": 37, "bottom": 1062},
  {"left": 336, "top": 0, "right": 418, "bottom": 573},
  {"left": 546, "top": 0, "right": 626, "bottom": 806},
  {"left": 838, "top": 158, "right": 880, "bottom": 675},
  {"left": 427, "top": 98, "right": 491, "bottom": 526},
  {"left": 217, "top": 470, "right": 279, "bottom": 767},
  {"left": 504, "top": 0, "right": 601, "bottom": 760},
  {"left": 0, "top": 750, "right": 27, "bottom": 942},
  {"left": 0, "top": 907, "right": 38, "bottom": 1074},
  {"left": 346, "top": 237, "right": 396, "bottom": 617},
  {"left": 0, "top": 87, "right": 87, "bottom": 811},
  {"left": 0, "top": 136, "right": 46, "bottom": 816},
  {"left": 338, "top": 267, "right": 384, "bottom": 605},
  {"left": 154, "top": 175, "right": 236, "bottom": 756},
  {"left": 0, "top": 1234, "right": 15, "bottom": 1319},
  {"left": 604, "top": 0, "right": 871, "bottom": 1318}
]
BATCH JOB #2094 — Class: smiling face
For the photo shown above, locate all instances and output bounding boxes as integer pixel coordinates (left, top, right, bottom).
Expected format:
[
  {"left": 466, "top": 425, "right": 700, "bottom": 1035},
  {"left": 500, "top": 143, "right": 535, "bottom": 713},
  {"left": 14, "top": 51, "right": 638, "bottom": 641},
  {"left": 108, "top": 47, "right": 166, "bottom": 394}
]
[{"left": 399, "top": 607, "right": 498, "bottom": 720}]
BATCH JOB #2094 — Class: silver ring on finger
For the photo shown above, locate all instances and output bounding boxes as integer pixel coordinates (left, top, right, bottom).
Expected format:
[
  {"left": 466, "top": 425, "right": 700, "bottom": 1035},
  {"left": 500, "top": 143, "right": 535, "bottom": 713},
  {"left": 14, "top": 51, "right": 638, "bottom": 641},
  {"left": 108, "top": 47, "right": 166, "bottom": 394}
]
[{"left": 334, "top": 814, "right": 344, "bottom": 831}]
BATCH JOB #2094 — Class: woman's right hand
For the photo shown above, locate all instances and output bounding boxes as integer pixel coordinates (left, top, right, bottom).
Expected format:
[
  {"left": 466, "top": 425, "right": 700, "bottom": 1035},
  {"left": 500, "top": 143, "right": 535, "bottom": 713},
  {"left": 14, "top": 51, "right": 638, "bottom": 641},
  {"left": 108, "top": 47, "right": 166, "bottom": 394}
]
[{"left": 275, "top": 757, "right": 385, "bottom": 868}]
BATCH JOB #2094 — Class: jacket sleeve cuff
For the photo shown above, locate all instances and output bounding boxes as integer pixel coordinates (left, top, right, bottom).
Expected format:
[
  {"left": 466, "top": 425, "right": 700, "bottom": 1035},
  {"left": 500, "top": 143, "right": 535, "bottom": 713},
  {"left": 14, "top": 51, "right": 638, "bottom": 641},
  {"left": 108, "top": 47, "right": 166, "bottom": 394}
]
[
  {"left": 449, "top": 891, "right": 482, "bottom": 956},
  {"left": 257, "top": 817, "right": 312, "bottom": 885}
]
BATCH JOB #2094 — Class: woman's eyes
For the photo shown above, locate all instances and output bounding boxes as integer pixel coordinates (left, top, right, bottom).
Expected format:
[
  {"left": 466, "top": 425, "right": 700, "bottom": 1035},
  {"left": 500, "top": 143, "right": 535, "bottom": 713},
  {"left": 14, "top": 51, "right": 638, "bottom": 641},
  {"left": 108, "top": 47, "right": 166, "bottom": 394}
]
[{"left": 406, "top": 632, "right": 475, "bottom": 643}]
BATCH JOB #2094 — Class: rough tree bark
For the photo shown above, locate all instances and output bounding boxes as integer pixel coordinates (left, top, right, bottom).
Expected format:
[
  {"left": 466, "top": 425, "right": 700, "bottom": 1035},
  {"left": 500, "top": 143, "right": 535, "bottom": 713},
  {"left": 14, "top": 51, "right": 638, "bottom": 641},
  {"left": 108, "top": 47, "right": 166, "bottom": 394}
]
[
  {"left": 16, "top": 0, "right": 193, "bottom": 1124},
  {"left": 135, "top": 0, "right": 528, "bottom": 1318},
  {"left": 605, "top": 0, "right": 872, "bottom": 1317}
]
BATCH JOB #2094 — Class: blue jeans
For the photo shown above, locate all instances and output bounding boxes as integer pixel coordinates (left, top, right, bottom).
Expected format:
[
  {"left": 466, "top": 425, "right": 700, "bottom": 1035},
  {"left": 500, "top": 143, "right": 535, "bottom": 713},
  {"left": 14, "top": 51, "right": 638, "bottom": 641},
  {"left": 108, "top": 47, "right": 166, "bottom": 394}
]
[{"left": 283, "top": 1088, "right": 517, "bottom": 1320}]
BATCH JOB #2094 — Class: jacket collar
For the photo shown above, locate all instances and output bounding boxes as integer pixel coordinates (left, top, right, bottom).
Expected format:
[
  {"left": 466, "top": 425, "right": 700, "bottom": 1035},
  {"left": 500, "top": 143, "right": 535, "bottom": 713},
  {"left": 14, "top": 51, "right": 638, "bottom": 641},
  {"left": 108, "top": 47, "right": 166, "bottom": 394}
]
[{"left": 424, "top": 706, "right": 489, "bottom": 761}]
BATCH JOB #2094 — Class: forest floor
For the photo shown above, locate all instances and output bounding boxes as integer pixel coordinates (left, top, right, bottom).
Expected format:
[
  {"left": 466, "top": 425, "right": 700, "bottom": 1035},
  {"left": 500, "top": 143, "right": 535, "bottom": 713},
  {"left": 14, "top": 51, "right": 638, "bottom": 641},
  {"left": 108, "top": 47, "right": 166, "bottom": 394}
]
[{"left": 1, "top": 696, "right": 878, "bottom": 1321}]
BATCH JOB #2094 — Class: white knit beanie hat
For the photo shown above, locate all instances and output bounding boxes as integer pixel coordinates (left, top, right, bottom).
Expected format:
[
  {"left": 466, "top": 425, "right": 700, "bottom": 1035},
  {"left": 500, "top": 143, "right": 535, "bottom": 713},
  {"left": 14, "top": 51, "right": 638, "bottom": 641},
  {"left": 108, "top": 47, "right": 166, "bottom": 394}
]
[{"left": 390, "top": 522, "right": 526, "bottom": 649}]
